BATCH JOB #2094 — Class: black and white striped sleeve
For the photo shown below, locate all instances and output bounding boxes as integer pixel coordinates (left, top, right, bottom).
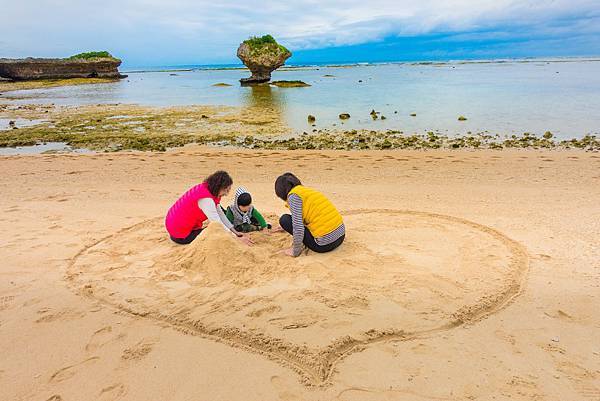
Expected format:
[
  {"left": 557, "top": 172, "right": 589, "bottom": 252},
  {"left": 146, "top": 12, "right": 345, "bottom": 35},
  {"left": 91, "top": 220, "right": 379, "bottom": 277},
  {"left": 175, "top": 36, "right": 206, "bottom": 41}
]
[{"left": 288, "top": 193, "right": 304, "bottom": 257}]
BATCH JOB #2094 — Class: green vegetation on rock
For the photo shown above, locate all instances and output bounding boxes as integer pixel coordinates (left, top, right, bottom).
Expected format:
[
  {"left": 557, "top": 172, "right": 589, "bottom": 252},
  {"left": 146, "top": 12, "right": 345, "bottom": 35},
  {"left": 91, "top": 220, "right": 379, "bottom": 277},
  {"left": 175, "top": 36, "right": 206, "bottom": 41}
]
[
  {"left": 68, "top": 51, "right": 118, "bottom": 60},
  {"left": 270, "top": 80, "right": 310, "bottom": 87},
  {"left": 243, "top": 35, "right": 289, "bottom": 54}
]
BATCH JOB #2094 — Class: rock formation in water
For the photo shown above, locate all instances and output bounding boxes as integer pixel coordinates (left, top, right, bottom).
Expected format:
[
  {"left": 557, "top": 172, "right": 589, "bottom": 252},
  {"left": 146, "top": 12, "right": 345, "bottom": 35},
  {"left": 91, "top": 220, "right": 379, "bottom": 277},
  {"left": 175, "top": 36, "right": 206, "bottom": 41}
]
[
  {"left": 0, "top": 52, "right": 124, "bottom": 80},
  {"left": 237, "top": 35, "right": 291, "bottom": 85}
]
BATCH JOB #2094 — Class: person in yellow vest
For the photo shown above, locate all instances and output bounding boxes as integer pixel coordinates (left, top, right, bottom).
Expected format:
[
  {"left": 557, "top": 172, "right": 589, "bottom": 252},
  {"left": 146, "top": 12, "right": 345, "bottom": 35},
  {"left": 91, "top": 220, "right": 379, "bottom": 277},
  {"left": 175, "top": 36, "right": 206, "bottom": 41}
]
[{"left": 275, "top": 172, "right": 345, "bottom": 257}]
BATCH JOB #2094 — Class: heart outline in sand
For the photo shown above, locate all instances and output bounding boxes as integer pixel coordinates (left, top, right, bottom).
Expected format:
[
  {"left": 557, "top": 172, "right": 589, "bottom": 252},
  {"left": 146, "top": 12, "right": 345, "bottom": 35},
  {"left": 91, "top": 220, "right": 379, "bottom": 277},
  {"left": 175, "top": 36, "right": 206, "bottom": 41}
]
[{"left": 66, "top": 209, "right": 528, "bottom": 385}]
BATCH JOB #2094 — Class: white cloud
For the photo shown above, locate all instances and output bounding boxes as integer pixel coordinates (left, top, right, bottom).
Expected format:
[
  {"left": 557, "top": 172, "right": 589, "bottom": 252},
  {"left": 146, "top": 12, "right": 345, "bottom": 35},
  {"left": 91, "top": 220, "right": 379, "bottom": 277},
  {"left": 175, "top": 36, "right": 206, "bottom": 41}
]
[{"left": 0, "top": 0, "right": 598, "bottom": 64}]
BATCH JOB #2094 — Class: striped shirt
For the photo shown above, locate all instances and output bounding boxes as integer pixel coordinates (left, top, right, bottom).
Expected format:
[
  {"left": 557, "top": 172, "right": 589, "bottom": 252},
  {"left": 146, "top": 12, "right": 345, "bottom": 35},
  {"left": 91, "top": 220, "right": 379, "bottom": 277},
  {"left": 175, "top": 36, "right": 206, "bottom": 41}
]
[{"left": 288, "top": 193, "right": 345, "bottom": 256}]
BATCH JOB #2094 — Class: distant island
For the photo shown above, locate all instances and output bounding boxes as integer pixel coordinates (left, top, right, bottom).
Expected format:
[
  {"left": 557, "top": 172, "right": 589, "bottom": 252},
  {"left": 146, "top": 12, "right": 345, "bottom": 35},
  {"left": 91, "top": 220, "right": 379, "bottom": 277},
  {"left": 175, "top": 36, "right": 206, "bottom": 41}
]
[{"left": 0, "top": 51, "right": 125, "bottom": 80}]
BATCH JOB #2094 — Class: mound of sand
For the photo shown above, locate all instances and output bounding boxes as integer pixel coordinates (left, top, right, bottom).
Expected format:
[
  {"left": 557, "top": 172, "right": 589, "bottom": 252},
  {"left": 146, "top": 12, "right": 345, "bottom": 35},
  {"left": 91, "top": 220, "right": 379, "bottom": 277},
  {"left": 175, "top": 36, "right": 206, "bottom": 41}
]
[
  {"left": 165, "top": 222, "right": 289, "bottom": 284},
  {"left": 67, "top": 209, "right": 527, "bottom": 385}
]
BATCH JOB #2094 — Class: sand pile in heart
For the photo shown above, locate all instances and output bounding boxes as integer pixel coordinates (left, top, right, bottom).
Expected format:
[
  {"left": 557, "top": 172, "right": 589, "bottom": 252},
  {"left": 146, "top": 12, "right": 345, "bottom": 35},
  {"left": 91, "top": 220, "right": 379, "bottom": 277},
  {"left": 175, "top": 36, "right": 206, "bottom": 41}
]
[
  {"left": 162, "top": 223, "right": 291, "bottom": 285},
  {"left": 67, "top": 210, "right": 527, "bottom": 379}
]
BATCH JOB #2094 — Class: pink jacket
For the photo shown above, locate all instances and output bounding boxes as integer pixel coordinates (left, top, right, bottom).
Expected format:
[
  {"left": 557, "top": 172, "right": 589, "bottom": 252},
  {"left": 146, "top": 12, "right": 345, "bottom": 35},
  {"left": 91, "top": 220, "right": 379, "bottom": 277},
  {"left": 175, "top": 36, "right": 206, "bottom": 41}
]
[{"left": 165, "top": 182, "right": 221, "bottom": 238}]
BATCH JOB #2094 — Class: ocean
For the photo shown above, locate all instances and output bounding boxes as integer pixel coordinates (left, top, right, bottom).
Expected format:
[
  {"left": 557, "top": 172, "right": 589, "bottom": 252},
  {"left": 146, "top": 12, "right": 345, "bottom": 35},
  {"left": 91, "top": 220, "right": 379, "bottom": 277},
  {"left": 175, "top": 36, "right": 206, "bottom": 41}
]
[{"left": 4, "top": 59, "right": 600, "bottom": 139}]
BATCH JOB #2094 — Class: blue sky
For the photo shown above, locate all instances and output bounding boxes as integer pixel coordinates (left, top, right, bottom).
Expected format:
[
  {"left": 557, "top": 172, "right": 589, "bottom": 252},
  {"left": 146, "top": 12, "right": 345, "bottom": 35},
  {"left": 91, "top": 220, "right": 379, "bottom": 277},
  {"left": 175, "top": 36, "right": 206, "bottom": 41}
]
[{"left": 1, "top": 0, "right": 599, "bottom": 67}]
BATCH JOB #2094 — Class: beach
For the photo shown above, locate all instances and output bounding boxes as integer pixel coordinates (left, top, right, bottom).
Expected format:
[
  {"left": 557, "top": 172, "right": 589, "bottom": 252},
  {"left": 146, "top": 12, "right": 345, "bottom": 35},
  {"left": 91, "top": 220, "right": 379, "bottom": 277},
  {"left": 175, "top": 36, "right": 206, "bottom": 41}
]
[{"left": 1, "top": 146, "right": 599, "bottom": 400}]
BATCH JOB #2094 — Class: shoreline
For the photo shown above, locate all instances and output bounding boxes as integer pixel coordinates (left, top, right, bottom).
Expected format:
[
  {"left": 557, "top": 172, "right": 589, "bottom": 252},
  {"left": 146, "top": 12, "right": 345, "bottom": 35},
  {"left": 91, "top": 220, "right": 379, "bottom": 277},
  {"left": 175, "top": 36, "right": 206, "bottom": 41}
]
[{"left": 1, "top": 103, "right": 598, "bottom": 153}]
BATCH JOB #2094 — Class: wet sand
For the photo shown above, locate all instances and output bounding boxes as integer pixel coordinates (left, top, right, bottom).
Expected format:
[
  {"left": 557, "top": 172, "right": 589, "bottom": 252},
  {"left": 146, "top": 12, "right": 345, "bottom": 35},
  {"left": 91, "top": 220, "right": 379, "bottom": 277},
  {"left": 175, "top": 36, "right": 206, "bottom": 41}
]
[{"left": 1, "top": 147, "right": 599, "bottom": 400}]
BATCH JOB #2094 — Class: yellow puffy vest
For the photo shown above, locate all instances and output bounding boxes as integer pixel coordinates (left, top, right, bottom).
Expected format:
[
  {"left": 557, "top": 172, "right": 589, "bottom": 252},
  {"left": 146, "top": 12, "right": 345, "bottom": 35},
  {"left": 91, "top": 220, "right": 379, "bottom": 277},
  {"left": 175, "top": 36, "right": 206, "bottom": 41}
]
[{"left": 287, "top": 185, "right": 343, "bottom": 237}]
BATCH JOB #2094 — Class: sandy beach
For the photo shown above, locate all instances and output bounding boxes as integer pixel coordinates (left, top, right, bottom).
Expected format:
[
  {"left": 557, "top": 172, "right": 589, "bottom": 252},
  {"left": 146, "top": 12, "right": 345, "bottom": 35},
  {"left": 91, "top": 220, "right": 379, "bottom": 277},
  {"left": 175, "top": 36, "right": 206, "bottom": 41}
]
[{"left": 1, "top": 146, "right": 599, "bottom": 400}]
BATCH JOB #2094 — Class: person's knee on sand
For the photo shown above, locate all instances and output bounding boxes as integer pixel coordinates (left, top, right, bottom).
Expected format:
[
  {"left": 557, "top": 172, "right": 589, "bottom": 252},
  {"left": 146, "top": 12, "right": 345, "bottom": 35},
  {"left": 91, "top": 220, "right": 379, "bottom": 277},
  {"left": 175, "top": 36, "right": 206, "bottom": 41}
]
[{"left": 279, "top": 214, "right": 293, "bottom": 235}]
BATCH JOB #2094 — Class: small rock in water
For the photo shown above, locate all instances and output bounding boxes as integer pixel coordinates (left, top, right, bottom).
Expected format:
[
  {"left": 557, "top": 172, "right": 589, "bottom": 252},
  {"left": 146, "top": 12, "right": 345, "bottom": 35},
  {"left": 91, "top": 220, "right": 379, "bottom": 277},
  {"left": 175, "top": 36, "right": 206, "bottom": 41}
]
[
  {"left": 339, "top": 113, "right": 350, "bottom": 120},
  {"left": 270, "top": 80, "right": 310, "bottom": 88},
  {"left": 410, "top": 113, "right": 417, "bottom": 117},
  {"left": 543, "top": 131, "right": 553, "bottom": 139},
  {"left": 307, "top": 115, "right": 316, "bottom": 123},
  {"left": 8, "top": 120, "right": 15, "bottom": 126},
  {"left": 358, "top": 80, "right": 363, "bottom": 83},
  {"left": 381, "top": 115, "right": 387, "bottom": 120},
  {"left": 458, "top": 116, "right": 468, "bottom": 121}
]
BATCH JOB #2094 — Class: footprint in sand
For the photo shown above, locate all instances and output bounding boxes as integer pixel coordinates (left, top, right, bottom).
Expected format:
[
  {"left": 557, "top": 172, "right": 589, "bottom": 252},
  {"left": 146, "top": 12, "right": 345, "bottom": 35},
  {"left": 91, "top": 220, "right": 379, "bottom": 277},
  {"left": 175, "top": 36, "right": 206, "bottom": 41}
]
[
  {"left": 86, "top": 325, "right": 124, "bottom": 352},
  {"left": 49, "top": 357, "right": 99, "bottom": 383},
  {"left": 0, "top": 295, "right": 15, "bottom": 311},
  {"left": 121, "top": 340, "right": 155, "bottom": 361},
  {"left": 99, "top": 383, "right": 127, "bottom": 401},
  {"left": 35, "top": 307, "right": 85, "bottom": 323},
  {"left": 45, "top": 395, "right": 63, "bottom": 401}
]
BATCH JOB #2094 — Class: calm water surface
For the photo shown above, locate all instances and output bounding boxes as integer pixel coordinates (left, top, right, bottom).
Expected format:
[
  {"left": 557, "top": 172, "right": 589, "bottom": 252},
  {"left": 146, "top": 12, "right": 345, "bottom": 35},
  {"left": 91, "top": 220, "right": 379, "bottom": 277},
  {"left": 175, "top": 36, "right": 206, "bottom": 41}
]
[{"left": 3, "top": 60, "right": 600, "bottom": 139}]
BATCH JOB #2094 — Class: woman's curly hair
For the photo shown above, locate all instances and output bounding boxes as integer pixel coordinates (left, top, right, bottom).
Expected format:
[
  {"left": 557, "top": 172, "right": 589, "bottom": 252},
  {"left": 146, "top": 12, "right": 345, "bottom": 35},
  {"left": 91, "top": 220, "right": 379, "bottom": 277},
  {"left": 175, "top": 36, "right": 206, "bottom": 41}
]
[
  {"left": 274, "top": 172, "right": 302, "bottom": 200},
  {"left": 204, "top": 170, "right": 233, "bottom": 197}
]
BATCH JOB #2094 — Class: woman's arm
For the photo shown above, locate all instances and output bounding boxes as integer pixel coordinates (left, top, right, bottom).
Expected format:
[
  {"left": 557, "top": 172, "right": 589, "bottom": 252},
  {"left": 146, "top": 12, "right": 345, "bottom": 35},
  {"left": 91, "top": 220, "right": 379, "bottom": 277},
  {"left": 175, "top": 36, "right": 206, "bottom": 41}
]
[
  {"left": 198, "top": 198, "right": 234, "bottom": 232},
  {"left": 288, "top": 194, "right": 304, "bottom": 256},
  {"left": 217, "top": 204, "right": 235, "bottom": 230}
]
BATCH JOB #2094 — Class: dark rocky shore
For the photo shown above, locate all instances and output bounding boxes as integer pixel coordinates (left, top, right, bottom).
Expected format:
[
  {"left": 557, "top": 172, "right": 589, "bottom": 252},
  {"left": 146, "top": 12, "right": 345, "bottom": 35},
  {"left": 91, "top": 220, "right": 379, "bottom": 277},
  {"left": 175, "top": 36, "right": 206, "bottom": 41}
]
[{"left": 0, "top": 56, "right": 124, "bottom": 80}]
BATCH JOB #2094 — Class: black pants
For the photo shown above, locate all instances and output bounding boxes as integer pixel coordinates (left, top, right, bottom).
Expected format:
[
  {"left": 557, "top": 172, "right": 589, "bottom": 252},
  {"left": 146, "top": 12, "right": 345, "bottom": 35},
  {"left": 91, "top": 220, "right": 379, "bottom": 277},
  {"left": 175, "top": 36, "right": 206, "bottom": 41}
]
[
  {"left": 170, "top": 228, "right": 203, "bottom": 244},
  {"left": 279, "top": 214, "right": 344, "bottom": 253}
]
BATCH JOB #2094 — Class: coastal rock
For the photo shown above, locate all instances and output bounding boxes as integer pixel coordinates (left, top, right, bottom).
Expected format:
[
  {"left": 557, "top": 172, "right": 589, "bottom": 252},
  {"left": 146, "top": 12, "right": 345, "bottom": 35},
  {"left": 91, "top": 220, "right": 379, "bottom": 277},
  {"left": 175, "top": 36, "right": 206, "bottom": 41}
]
[
  {"left": 270, "top": 80, "right": 310, "bottom": 87},
  {"left": 339, "top": 113, "right": 350, "bottom": 120},
  {"left": 458, "top": 116, "right": 468, "bottom": 121},
  {"left": 307, "top": 115, "right": 316, "bottom": 123},
  {"left": 237, "top": 35, "right": 291, "bottom": 85},
  {"left": 0, "top": 54, "right": 124, "bottom": 80}
]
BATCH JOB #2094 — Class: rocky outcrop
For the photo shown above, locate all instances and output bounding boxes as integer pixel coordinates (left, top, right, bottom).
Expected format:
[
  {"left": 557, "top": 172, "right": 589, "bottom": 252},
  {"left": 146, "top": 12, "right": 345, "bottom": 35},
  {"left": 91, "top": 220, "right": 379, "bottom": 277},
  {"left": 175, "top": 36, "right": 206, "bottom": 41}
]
[
  {"left": 0, "top": 57, "right": 124, "bottom": 80},
  {"left": 237, "top": 35, "right": 291, "bottom": 85}
]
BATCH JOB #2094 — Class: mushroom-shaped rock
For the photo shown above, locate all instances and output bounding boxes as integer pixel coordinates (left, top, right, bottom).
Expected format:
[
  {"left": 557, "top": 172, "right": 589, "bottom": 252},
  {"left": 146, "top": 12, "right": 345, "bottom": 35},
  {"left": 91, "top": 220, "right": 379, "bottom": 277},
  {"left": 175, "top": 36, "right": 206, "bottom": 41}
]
[{"left": 237, "top": 35, "right": 291, "bottom": 85}]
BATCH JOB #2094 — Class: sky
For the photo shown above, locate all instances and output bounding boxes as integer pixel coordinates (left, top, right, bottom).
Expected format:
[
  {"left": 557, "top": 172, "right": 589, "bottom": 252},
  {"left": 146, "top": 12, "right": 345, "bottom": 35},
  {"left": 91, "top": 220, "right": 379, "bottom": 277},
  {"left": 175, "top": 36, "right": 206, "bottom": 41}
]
[{"left": 1, "top": 0, "right": 599, "bottom": 67}]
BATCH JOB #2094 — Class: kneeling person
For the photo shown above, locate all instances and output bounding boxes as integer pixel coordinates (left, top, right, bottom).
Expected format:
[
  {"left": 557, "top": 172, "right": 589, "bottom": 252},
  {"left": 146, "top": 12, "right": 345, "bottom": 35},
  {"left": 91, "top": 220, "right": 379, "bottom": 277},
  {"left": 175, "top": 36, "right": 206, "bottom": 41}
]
[{"left": 225, "top": 187, "right": 271, "bottom": 233}]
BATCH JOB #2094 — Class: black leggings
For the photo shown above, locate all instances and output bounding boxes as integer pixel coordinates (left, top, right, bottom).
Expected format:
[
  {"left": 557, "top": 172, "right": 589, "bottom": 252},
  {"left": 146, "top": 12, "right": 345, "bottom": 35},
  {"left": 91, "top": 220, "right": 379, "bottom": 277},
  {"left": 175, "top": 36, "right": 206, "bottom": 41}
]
[
  {"left": 279, "top": 214, "right": 344, "bottom": 253},
  {"left": 170, "top": 228, "right": 203, "bottom": 244}
]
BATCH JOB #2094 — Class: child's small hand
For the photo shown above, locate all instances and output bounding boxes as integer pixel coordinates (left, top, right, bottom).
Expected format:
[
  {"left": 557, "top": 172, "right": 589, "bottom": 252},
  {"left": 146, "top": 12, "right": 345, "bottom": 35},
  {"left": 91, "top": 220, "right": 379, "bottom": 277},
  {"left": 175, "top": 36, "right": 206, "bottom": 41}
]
[{"left": 271, "top": 226, "right": 285, "bottom": 233}]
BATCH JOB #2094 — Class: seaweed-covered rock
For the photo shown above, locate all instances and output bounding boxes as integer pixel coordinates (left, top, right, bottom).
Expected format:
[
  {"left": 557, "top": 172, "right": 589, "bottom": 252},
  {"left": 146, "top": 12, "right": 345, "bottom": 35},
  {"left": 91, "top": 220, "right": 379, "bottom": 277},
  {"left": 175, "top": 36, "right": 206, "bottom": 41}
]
[
  {"left": 237, "top": 35, "right": 291, "bottom": 85},
  {"left": 270, "top": 80, "right": 310, "bottom": 87},
  {"left": 339, "top": 113, "right": 351, "bottom": 120}
]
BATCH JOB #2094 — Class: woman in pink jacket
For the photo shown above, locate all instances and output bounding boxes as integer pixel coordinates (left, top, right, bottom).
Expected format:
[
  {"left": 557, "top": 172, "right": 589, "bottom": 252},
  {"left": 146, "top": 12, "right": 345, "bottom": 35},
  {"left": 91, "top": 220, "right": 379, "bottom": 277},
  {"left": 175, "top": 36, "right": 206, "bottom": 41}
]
[{"left": 165, "top": 170, "right": 252, "bottom": 245}]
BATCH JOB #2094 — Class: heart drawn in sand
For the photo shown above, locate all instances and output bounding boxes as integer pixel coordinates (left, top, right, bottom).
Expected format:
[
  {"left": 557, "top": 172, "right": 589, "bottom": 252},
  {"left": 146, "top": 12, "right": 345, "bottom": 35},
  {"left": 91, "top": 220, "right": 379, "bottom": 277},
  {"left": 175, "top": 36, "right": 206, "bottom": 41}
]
[{"left": 66, "top": 209, "right": 528, "bottom": 385}]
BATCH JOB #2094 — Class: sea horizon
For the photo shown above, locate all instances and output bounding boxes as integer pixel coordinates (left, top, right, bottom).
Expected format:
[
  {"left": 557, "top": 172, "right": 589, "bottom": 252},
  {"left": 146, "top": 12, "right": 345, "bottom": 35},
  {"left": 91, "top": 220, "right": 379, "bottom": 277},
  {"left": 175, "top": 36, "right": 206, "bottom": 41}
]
[{"left": 120, "top": 55, "right": 600, "bottom": 73}]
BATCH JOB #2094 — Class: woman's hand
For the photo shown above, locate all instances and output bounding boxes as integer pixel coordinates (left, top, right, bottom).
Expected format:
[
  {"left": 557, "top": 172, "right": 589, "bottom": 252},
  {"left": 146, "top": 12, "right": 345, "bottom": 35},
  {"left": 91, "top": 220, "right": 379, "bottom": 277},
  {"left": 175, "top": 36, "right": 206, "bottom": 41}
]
[{"left": 278, "top": 247, "right": 295, "bottom": 257}]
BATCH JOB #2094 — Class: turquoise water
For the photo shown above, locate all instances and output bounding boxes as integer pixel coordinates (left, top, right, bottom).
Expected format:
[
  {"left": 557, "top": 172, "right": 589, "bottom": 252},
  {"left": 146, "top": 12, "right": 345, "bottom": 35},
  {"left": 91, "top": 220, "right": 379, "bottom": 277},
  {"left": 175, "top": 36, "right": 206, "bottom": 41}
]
[{"left": 3, "top": 60, "right": 600, "bottom": 139}]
